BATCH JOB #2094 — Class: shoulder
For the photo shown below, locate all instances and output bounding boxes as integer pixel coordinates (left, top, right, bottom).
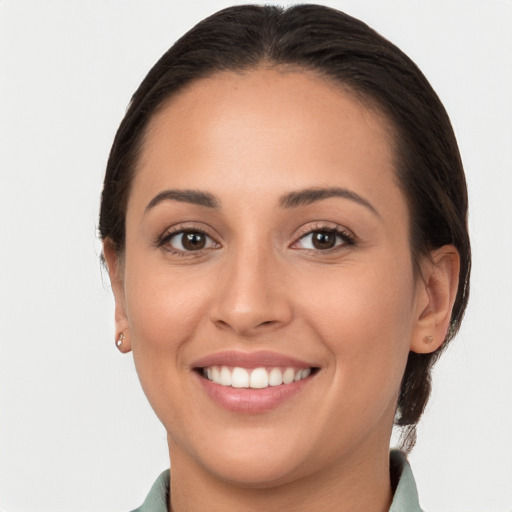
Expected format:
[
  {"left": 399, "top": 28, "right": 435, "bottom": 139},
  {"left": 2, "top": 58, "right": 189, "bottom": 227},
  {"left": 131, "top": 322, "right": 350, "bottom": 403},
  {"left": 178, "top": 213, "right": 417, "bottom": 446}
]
[
  {"left": 130, "top": 469, "right": 170, "bottom": 512},
  {"left": 389, "top": 450, "right": 424, "bottom": 512}
]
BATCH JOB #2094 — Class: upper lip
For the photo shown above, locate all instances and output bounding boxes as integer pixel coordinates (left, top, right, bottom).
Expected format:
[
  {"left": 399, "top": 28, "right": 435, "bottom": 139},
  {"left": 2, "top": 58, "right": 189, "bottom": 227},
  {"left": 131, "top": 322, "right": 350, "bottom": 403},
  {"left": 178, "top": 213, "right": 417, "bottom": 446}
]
[{"left": 191, "top": 350, "right": 318, "bottom": 370}]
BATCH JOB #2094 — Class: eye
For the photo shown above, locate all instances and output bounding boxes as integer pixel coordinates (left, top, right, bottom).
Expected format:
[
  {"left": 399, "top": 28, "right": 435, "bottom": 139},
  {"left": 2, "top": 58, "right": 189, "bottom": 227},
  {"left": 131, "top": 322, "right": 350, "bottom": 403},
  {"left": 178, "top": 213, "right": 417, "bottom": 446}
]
[
  {"left": 161, "top": 230, "right": 218, "bottom": 252},
  {"left": 294, "top": 228, "right": 354, "bottom": 251}
]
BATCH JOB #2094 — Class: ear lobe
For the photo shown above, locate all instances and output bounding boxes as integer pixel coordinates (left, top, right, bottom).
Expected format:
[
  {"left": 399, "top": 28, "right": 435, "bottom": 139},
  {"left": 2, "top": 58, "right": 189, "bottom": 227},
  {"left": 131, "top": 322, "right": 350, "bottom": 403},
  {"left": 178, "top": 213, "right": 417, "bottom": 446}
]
[
  {"left": 103, "top": 239, "right": 132, "bottom": 353},
  {"left": 410, "top": 245, "right": 460, "bottom": 354}
]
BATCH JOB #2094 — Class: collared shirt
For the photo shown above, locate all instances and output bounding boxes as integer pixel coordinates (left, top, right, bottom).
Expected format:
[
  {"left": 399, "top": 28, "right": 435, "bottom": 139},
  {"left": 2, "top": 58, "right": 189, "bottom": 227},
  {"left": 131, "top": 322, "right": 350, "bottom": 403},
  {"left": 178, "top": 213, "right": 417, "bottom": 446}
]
[{"left": 131, "top": 450, "right": 423, "bottom": 512}]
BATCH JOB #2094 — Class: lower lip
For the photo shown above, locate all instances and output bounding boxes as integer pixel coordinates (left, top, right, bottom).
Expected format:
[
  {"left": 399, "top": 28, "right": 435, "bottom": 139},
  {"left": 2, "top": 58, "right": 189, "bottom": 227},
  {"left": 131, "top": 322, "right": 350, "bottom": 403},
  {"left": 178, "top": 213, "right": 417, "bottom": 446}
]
[{"left": 195, "top": 372, "right": 314, "bottom": 413}]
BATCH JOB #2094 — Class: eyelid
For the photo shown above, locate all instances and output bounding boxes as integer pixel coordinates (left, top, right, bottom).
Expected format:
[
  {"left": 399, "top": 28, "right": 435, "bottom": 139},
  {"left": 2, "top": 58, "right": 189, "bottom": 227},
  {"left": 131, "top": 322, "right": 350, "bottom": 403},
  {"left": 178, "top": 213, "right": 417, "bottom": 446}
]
[
  {"left": 293, "top": 221, "right": 354, "bottom": 239},
  {"left": 156, "top": 222, "right": 221, "bottom": 251},
  {"left": 155, "top": 221, "right": 355, "bottom": 254},
  {"left": 291, "top": 222, "right": 356, "bottom": 250}
]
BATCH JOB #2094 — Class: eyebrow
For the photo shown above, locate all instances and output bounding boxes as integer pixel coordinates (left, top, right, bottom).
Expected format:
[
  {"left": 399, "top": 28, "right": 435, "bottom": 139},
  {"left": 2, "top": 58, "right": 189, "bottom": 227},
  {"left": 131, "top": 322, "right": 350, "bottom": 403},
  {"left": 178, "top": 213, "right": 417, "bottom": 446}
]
[
  {"left": 145, "top": 186, "right": 379, "bottom": 217},
  {"left": 145, "top": 189, "right": 220, "bottom": 212},
  {"left": 279, "top": 187, "right": 379, "bottom": 216}
]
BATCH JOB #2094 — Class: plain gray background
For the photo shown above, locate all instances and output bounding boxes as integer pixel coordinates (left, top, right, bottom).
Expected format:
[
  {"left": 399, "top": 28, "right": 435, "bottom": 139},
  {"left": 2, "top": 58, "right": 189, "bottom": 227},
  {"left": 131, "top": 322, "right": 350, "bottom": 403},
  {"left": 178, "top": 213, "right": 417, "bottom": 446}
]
[{"left": 1, "top": 1, "right": 511, "bottom": 511}]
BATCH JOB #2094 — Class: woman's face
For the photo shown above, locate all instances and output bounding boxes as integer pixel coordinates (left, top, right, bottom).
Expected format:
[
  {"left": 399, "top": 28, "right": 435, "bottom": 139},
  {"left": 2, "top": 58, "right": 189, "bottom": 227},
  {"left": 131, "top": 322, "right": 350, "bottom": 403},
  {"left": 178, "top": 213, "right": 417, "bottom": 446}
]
[{"left": 109, "top": 69, "right": 431, "bottom": 485}]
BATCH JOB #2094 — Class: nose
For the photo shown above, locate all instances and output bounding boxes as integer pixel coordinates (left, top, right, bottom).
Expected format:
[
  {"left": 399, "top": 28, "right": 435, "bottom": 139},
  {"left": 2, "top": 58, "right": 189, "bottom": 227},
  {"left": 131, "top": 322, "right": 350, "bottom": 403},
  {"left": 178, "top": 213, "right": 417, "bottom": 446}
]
[{"left": 209, "top": 247, "right": 293, "bottom": 337}]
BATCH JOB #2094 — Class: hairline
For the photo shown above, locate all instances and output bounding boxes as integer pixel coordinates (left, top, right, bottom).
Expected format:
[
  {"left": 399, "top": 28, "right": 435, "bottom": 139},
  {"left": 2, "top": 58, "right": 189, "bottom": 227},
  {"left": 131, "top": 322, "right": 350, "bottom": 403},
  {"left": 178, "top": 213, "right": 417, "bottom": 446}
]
[{"left": 118, "top": 62, "right": 427, "bottom": 281}]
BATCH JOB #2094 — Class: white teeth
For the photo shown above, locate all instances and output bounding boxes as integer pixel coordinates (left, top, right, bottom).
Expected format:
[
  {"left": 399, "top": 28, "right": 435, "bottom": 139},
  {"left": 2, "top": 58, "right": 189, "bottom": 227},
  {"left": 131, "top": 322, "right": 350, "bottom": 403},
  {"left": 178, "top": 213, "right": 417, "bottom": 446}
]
[
  {"left": 231, "top": 367, "right": 250, "bottom": 388},
  {"left": 301, "top": 368, "right": 311, "bottom": 379},
  {"left": 203, "top": 365, "right": 313, "bottom": 388},
  {"left": 268, "top": 367, "right": 283, "bottom": 386},
  {"left": 220, "top": 366, "right": 231, "bottom": 386},
  {"left": 283, "top": 367, "right": 295, "bottom": 384},
  {"left": 250, "top": 367, "right": 269, "bottom": 389}
]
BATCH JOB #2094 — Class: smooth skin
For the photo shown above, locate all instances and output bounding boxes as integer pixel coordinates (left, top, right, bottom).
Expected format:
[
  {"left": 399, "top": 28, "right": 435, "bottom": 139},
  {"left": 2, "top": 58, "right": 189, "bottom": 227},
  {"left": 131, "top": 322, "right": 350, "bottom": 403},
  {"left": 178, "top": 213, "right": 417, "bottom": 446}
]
[{"left": 105, "top": 68, "right": 459, "bottom": 512}]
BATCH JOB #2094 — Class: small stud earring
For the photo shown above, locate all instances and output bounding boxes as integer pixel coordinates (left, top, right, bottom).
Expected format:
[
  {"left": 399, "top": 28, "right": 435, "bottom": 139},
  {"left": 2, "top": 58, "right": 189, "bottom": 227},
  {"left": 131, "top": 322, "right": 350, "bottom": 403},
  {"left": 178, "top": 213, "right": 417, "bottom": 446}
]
[
  {"left": 424, "top": 335, "right": 434, "bottom": 344},
  {"left": 116, "top": 333, "right": 125, "bottom": 349}
]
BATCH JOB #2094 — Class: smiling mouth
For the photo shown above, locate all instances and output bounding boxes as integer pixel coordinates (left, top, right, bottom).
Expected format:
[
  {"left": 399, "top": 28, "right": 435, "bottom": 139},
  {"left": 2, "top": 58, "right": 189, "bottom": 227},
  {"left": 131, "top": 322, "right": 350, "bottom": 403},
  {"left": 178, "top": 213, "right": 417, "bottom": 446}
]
[{"left": 197, "top": 365, "right": 317, "bottom": 389}]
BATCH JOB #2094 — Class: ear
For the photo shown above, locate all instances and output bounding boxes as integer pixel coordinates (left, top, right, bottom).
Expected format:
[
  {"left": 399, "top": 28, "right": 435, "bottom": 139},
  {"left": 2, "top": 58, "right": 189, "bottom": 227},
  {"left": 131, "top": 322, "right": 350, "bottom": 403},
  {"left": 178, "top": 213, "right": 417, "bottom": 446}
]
[
  {"left": 103, "top": 239, "right": 132, "bottom": 353},
  {"left": 410, "top": 245, "right": 460, "bottom": 354}
]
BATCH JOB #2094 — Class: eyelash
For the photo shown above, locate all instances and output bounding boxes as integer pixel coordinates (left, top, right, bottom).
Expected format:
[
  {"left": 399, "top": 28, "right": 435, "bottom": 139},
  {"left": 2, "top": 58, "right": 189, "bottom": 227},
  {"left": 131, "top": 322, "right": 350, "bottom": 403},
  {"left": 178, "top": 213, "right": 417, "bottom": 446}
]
[
  {"left": 157, "top": 225, "right": 219, "bottom": 257},
  {"left": 292, "top": 223, "right": 356, "bottom": 253},
  {"left": 156, "top": 223, "right": 356, "bottom": 256}
]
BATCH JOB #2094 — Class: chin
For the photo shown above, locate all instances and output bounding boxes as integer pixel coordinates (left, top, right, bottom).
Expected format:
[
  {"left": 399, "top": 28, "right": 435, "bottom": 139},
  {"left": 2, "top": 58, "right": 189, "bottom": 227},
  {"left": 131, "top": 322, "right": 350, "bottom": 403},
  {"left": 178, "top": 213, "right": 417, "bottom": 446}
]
[
  {"left": 174, "top": 424, "right": 318, "bottom": 488},
  {"left": 203, "top": 451, "right": 309, "bottom": 489}
]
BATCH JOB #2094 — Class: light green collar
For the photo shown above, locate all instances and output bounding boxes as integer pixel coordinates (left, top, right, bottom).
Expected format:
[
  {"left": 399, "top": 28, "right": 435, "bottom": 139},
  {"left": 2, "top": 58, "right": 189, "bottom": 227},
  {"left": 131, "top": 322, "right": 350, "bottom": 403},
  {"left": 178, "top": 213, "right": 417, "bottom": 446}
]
[
  {"left": 389, "top": 449, "right": 424, "bottom": 512},
  {"left": 133, "top": 450, "right": 423, "bottom": 512}
]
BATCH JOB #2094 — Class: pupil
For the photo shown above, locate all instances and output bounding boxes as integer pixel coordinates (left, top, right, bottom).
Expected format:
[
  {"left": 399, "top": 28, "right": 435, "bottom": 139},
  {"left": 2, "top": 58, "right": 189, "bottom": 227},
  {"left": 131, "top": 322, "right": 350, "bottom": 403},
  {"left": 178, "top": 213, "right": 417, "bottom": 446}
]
[
  {"left": 312, "top": 231, "right": 335, "bottom": 249},
  {"left": 183, "top": 232, "right": 205, "bottom": 250}
]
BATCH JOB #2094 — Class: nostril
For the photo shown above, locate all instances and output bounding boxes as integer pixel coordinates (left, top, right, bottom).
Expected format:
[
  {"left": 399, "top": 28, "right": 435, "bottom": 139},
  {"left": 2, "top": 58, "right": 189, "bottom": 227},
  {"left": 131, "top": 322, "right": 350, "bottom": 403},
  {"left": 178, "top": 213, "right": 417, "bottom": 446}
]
[{"left": 211, "top": 301, "right": 292, "bottom": 335}]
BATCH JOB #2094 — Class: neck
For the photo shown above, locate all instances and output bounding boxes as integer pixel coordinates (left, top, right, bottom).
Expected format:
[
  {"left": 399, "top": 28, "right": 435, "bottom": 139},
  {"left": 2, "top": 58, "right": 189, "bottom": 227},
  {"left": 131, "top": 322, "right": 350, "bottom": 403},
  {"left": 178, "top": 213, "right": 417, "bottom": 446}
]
[{"left": 168, "top": 439, "right": 393, "bottom": 512}]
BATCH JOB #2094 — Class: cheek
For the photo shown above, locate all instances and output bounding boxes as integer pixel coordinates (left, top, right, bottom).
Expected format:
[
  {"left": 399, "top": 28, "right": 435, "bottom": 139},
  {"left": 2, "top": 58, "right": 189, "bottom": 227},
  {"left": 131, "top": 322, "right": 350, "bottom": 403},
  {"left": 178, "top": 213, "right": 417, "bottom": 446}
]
[
  {"left": 123, "top": 255, "right": 211, "bottom": 365},
  {"left": 121, "top": 257, "right": 215, "bottom": 429},
  {"left": 298, "top": 260, "right": 416, "bottom": 391}
]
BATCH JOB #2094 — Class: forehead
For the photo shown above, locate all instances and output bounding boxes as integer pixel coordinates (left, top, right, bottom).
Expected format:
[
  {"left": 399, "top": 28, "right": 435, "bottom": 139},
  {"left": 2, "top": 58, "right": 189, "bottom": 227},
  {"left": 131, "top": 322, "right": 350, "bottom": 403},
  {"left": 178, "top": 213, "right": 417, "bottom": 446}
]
[{"left": 130, "top": 67, "right": 403, "bottom": 219}]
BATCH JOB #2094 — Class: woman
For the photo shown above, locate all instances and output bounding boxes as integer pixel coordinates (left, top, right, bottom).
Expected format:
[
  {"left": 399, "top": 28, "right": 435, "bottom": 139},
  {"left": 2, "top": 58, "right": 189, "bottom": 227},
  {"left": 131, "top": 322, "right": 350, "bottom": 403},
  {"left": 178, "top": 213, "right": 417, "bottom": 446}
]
[{"left": 99, "top": 5, "right": 470, "bottom": 511}]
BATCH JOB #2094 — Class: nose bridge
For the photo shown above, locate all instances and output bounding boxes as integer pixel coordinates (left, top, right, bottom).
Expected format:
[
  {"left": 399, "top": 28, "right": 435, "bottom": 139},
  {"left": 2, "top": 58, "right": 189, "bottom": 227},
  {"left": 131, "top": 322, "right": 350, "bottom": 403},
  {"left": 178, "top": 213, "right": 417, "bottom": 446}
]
[{"left": 210, "top": 235, "right": 291, "bottom": 335}]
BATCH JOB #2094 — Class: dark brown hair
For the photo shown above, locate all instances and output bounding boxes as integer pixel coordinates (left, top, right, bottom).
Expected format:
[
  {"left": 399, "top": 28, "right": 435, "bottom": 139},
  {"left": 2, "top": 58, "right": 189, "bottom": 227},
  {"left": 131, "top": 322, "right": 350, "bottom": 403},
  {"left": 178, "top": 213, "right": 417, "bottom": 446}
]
[{"left": 99, "top": 4, "right": 470, "bottom": 451}]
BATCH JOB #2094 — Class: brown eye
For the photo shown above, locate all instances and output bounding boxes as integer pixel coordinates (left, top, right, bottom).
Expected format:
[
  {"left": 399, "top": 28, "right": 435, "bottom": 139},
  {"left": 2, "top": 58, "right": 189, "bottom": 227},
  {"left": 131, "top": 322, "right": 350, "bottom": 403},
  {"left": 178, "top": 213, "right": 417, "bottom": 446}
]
[
  {"left": 311, "top": 231, "right": 336, "bottom": 249},
  {"left": 165, "top": 230, "right": 217, "bottom": 252},
  {"left": 294, "top": 228, "right": 353, "bottom": 251},
  {"left": 181, "top": 232, "right": 206, "bottom": 250}
]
